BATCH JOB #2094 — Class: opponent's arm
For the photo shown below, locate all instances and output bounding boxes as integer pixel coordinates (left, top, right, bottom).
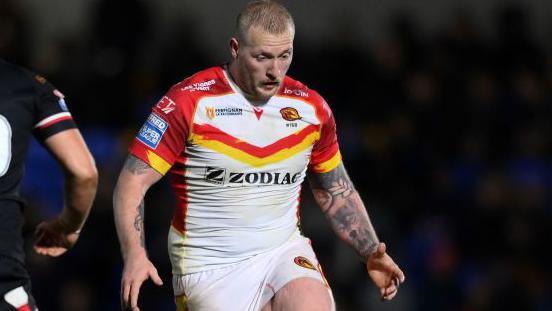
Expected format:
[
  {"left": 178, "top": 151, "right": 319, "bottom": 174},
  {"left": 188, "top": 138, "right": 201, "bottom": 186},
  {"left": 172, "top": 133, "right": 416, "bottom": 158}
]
[
  {"left": 308, "top": 162, "right": 405, "bottom": 300},
  {"left": 34, "top": 129, "right": 98, "bottom": 257},
  {"left": 113, "top": 154, "right": 163, "bottom": 311}
]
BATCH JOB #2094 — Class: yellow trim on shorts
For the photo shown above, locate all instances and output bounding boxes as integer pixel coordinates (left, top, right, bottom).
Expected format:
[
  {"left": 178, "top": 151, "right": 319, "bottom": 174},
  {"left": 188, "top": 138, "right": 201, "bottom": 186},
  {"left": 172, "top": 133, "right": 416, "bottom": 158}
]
[{"left": 175, "top": 294, "right": 188, "bottom": 311}]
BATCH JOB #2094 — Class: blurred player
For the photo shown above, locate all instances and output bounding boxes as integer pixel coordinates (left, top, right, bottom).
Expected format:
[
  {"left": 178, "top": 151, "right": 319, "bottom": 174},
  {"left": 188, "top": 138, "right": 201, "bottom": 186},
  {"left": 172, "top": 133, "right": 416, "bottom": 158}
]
[
  {"left": 0, "top": 58, "right": 98, "bottom": 310},
  {"left": 114, "top": 1, "right": 404, "bottom": 310}
]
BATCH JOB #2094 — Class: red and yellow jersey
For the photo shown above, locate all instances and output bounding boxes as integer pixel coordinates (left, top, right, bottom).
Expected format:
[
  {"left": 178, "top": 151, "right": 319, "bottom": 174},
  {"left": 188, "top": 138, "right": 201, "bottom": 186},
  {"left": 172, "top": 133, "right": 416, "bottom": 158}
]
[{"left": 129, "top": 66, "right": 341, "bottom": 274}]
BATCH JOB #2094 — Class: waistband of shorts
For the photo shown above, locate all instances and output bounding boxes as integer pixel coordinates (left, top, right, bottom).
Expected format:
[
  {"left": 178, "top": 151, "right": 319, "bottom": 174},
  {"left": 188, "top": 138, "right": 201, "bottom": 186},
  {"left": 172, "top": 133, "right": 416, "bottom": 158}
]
[{"left": 173, "top": 231, "right": 306, "bottom": 277}]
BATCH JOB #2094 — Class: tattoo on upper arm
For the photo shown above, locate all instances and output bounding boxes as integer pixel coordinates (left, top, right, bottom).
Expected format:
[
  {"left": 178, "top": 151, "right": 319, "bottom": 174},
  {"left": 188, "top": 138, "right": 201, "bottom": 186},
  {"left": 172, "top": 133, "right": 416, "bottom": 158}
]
[
  {"left": 310, "top": 167, "right": 355, "bottom": 213},
  {"left": 133, "top": 199, "right": 145, "bottom": 248},
  {"left": 124, "top": 155, "right": 152, "bottom": 175},
  {"left": 309, "top": 163, "right": 379, "bottom": 259}
]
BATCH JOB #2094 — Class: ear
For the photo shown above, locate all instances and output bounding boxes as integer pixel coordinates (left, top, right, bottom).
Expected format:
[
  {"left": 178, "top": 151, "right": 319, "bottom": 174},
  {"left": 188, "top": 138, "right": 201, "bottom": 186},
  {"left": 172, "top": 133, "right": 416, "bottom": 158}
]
[{"left": 230, "top": 37, "right": 239, "bottom": 60}]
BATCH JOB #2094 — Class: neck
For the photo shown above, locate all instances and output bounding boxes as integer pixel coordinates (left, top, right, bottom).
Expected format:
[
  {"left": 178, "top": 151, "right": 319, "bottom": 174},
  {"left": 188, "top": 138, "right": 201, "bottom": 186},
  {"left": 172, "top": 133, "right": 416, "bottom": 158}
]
[
  {"left": 227, "top": 61, "right": 245, "bottom": 93},
  {"left": 226, "top": 62, "right": 264, "bottom": 104}
]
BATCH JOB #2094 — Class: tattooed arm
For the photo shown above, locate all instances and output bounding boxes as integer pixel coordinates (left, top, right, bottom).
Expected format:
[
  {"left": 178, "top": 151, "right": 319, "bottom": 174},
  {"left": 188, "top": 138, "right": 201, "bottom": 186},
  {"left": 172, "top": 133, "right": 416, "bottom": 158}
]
[
  {"left": 308, "top": 163, "right": 379, "bottom": 260},
  {"left": 308, "top": 163, "right": 405, "bottom": 301},
  {"left": 113, "top": 154, "right": 164, "bottom": 310}
]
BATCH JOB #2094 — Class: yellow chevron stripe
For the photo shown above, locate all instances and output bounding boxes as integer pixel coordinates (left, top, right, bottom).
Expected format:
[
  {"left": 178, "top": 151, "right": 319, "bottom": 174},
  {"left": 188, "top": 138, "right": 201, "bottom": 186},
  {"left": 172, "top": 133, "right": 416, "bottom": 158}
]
[
  {"left": 147, "top": 150, "right": 171, "bottom": 175},
  {"left": 190, "top": 131, "right": 320, "bottom": 167},
  {"left": 312, "top": 150, "right": 341, "bottom": 173}
]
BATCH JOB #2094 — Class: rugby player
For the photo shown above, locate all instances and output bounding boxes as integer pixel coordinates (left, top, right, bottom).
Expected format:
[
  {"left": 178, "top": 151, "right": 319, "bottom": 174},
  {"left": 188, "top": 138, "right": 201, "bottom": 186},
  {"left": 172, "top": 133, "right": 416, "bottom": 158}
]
[
  {"left": 0, "top": 58, "right": 98, "bottom": 310},
  {"left": 114, "top": 1, "right": 405, "bottom": 310}
]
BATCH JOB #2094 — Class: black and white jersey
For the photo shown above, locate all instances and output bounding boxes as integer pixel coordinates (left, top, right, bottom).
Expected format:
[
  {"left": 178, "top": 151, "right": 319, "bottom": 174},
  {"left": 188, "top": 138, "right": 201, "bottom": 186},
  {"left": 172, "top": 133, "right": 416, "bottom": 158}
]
[
  {"left": 0, "top": 58, "right": 76, "bottom": 206},
  {"left": 0, "top": 58, "right": 77, "bottom": 264}
]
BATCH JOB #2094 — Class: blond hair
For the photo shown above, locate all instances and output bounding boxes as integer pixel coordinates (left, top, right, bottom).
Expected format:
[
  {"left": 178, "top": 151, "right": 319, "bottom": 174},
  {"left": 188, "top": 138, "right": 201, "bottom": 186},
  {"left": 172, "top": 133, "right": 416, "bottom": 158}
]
[{"left": 236, "top": 1, "right": 295, "bottom": 43}]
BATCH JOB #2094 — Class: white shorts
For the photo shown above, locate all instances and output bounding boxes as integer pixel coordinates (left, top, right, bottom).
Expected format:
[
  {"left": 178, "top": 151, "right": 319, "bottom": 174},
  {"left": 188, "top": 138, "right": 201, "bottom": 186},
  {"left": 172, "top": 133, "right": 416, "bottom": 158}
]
[{"left": 173, "top": 234, "right": 332, "bottom": 311}]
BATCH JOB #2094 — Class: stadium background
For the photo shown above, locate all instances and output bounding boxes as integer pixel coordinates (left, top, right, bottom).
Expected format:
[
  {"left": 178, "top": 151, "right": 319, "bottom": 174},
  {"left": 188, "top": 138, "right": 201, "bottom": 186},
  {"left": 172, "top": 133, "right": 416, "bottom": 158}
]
[{"left": 2, "top": 0, "right": 552, "bottom": 309}]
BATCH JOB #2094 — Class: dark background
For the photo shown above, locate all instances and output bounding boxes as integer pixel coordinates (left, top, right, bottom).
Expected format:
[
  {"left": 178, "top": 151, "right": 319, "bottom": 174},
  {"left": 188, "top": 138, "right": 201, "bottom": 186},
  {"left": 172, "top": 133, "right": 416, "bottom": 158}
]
[{"left": 2, "top": 0, "right": 552, "bottom": 310}]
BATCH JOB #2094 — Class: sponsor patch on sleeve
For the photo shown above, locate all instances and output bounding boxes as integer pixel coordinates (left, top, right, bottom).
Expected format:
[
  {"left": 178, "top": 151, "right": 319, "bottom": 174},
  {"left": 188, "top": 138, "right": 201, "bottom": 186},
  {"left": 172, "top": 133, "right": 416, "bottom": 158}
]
[
  {"left": 35, "top": 74, "right": 47, "bottom": 84},
  {"left": 137, "top": 113, "right": 168, "bottom": 149},
  {"left": 54, "top": 89, "right": 69, "bottom": 111},
  {"left": 156, "top": 96, "right": 176, "bottom": 114}
]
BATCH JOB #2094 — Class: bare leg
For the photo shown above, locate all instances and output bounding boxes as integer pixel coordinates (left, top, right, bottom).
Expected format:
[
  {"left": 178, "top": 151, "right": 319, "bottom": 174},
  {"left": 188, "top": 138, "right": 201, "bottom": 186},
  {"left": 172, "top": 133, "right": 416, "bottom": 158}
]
[{"left": 261, "top": 278, "right": 334, "bottom": 311}]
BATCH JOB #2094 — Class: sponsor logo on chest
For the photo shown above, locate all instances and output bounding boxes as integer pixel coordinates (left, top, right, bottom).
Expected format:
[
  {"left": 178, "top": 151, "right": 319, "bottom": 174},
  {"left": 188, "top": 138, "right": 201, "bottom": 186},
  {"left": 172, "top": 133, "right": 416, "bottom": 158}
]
[
  {"left": 206, "top": 107, "right": 243, "bottom": 120},
  {"left": 204, "top": 166, "right": 301, "bottom": 186}
]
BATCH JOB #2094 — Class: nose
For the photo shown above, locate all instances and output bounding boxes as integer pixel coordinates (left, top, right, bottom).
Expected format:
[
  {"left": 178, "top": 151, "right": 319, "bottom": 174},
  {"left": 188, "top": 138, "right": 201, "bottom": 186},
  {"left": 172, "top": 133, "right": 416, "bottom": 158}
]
[{"left": 266, "top": 59, "right": 281, "bottom": 80}]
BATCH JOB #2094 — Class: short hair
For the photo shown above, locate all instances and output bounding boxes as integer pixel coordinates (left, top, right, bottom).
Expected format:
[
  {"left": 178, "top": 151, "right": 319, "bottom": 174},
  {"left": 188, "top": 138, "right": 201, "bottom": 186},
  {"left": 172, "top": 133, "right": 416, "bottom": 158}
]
[{"left": 236, "top": 1, "right": 295, "bottom": 43}]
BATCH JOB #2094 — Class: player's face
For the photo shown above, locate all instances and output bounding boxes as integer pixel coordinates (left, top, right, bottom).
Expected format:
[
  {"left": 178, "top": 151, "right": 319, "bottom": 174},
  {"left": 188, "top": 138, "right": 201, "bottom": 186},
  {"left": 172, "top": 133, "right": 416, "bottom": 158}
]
[{"left": 231, "top": 27, "right": 294, "bottom": 101}]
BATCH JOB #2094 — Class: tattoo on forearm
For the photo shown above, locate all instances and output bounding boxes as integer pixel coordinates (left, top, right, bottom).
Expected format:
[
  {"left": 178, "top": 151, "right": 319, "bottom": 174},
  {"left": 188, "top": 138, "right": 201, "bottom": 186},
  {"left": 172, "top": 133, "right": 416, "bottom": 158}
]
[
  {"left": 124, "top": 155, "right": 151, "bottom": 175},
  {"left": 309, "top": 163, "right": 379, "bottom": 260},
  {"left": 133, "top": 199, "right": 145, "bottom": 247},
  {"left": 333, "top": 205, "right": 378, "bottom": 258}
]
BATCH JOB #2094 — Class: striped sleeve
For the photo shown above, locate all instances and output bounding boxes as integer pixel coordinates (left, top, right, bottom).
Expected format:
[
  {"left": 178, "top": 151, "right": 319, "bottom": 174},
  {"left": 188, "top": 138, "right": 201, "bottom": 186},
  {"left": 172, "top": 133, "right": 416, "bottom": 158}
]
[
  {"left": 32, "top": 75, "right": 76, "bottom": 141},
  {"left": 308, "top": 99, "right": 342, "bottom": 173},
  {"left": 128, "top": 87, "right": 190, "bottom": 175}
]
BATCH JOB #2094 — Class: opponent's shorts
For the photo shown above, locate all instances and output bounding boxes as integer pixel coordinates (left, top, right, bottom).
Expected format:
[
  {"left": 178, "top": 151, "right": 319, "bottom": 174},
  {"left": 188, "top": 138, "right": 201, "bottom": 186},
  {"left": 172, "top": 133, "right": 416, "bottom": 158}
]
[
  {"left": 0, "top": 256, "right": 38, "bottom": 311},
  {"left": 172, "top": 234, "right": 333, "bottom": 311}
]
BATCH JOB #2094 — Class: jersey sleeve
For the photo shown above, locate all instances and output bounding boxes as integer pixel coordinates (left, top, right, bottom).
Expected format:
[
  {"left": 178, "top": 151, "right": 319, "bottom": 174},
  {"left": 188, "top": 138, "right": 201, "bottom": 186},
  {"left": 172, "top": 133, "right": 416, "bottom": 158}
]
[
  {"left": 308, "top": 100, "right": 342, "bottom": 173},
  {"left": 31, "top": 74, "right": 76, "bottom": 141},
  {"left": 128, "top": 87, "right": 189, "bottom": 175}
]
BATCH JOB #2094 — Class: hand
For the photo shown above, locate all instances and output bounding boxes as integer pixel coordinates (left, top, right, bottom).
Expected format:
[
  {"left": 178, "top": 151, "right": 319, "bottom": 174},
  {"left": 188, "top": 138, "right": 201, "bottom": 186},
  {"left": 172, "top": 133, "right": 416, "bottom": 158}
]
[
  {"left": 366, "top": 243, "right": 405, "bottom": 301},
  {"left": 121, "top": 253, "right": 163, "bottom": 311},
  {"left": 34, "top": 218, "right": 80, "bottom": 257}
]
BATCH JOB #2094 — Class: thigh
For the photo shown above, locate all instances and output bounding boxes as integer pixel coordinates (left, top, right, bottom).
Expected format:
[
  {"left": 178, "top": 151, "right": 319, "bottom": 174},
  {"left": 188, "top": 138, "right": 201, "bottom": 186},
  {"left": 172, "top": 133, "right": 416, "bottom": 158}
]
[
  {"left": 264, "top": 278, "right": 333, "bottom": 311},
  {"left": 261, "top": 236, "right": 334, "bottom": 311},
  {"left": 0, "top": 257, "right": 37, "bottom": 311},
  {"left": 172, "top": 257, "right": 271, "bottom": 311}
]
